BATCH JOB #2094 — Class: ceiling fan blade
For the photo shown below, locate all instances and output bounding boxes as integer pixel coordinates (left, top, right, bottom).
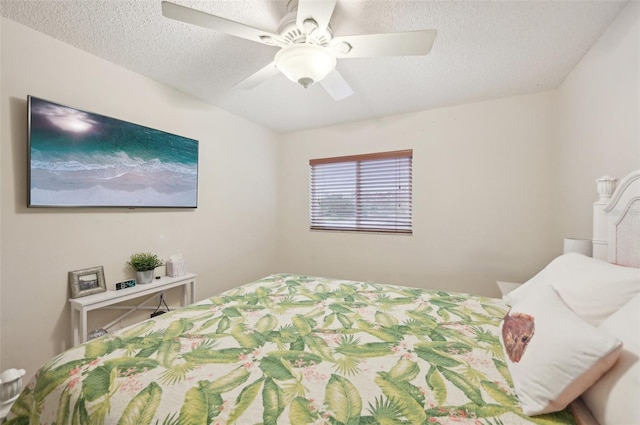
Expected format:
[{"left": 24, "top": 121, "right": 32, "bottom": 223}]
[
  {"left": 162, "top": 1, "right": 284, "bottom": 46},
  {"left": 319, "top": 70, "right": 354, "bottom": 101},
  {"left": 233, "top": 62, "right": 281, "bottom": 90},
  {"left": 296, "top": 0, "right": 337, "bottom": 34},
  {"left": 331, "top": 30, "right": 437, "bottom": 58}
]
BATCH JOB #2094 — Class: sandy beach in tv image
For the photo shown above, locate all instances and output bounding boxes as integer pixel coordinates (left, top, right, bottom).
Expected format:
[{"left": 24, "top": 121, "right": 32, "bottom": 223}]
[{"left": 29, "top": 97, "right": 198, "bottom": 207}]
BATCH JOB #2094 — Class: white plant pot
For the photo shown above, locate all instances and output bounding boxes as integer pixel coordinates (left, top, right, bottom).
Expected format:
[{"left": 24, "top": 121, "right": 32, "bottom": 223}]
[{"left": 136, "top": 270, "right": 154, "bottom": 285}]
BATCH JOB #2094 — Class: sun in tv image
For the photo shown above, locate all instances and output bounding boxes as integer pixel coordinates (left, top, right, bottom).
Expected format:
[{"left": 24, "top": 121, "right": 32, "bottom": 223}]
[{"left": 28, "top": 96, "right": 198, "bottom": 208}]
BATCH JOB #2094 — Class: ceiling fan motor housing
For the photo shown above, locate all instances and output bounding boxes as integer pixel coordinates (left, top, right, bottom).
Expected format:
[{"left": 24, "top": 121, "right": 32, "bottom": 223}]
[{"left": 277, "top": 12, "right": 332, "bottom": 46}]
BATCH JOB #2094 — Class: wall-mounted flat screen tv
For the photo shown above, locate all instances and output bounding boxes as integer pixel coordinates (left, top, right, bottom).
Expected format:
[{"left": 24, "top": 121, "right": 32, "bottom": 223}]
[{"left": 28, "top": 96, "right": 198, "bottom": 208}]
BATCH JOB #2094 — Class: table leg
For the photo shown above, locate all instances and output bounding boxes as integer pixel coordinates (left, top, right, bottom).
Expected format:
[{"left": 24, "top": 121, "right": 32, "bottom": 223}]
[
  {"left": 80, "top": 309, "right": 88, "bottom": 344},
  {"left": 71, "top": 306, "right": 79, "bottom": 347}
]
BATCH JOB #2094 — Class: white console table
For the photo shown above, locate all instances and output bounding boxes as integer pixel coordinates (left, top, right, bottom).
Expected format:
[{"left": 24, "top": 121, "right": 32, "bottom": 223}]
[{"left": 69, "top": 273, "right": 196, "bottom": 346}]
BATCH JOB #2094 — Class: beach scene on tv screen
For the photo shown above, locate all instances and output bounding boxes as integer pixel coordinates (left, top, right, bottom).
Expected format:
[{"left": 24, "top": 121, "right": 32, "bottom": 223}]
[{"left": 29, "top": 97, "right": 198, "bottom": 207}]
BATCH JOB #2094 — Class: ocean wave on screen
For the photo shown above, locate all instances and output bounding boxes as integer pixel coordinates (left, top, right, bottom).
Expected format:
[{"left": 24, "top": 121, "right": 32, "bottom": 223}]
[{"left": 31, "top": 150, "right": 197, "bottom": 177}]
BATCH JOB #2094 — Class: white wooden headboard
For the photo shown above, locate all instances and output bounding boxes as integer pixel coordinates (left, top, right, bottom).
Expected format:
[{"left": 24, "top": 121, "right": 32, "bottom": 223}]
[{"left": 593, "top": 170, "right": 640, "bottom": 267}]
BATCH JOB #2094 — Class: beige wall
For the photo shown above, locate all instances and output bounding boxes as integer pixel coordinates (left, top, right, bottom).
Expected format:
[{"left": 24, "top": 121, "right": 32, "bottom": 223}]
[
  {"left": 274, "top": 1, "right": 639, "bottom": 299},
  {"left": 0, "top": 19, "right": 279, "bottom": 377},
  {"left": 276, "top": 92, "right": 559, "bottom": 296},
  {"left": 557, "top": 0, "right": 640, "bottom": 238}
]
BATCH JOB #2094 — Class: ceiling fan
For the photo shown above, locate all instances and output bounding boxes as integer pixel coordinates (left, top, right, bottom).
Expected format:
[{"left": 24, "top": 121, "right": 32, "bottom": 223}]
[{"left": 161, "top": 0, "right": 437, "bottom": 100}]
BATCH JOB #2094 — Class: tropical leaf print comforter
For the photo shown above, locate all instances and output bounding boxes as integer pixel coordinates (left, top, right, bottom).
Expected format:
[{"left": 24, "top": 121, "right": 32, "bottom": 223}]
[{"left": 8, "top": 274, "right": 577, "bottom": 425}]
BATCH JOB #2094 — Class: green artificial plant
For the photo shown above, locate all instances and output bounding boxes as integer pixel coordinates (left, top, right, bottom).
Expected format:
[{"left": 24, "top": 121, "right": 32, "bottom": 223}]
[{"left": 127, "top": 252, "right": 164, "bottom": 272}]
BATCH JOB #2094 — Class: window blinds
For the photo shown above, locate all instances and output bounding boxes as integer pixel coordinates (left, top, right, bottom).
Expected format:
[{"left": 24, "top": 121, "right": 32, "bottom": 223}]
[{"left": 309, "top": 150, "right": 413, "bottom": 234}]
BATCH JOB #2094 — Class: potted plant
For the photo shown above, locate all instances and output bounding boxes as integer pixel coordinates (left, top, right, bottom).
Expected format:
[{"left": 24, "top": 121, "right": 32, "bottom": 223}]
[{"left": 127, "top": 252, "right": 164, "bottom": 284}]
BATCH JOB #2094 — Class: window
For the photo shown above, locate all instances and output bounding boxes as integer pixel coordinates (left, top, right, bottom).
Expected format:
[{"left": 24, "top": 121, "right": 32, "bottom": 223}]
[{"left": 309, "top": 150, "right": 413, "bottom": 234}]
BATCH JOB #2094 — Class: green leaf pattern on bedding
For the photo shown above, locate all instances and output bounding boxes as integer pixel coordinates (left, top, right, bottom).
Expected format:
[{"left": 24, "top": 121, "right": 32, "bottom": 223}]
[{"left": 7, "top": 274, "right": 577, "bottom": 425}]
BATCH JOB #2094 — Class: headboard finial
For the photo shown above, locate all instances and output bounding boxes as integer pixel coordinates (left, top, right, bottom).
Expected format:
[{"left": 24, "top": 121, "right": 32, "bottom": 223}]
[{"left": 596, "top": 176, "right": 617, "bottom": 201}]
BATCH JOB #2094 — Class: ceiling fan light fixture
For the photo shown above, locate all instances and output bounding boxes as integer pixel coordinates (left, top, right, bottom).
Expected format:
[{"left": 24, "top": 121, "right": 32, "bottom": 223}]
[{"left": 275, "top": 44, "right": 336, "bottom": 88}]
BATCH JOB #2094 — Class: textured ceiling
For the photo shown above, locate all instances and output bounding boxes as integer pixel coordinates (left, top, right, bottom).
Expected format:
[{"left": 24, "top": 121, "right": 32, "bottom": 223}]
[{"left": 0, "top": 0, "right": 628, "bottom": 133}]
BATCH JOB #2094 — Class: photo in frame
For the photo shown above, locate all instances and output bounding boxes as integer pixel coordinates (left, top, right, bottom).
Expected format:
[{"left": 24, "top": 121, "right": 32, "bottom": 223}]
[{"left": 69, "top": 266, "right": 106, "bottom": 298}]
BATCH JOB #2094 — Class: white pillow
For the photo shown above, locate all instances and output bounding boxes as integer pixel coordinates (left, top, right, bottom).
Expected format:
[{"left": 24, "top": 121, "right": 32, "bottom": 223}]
[
  {"left": 582, "top": 294, "right": 640, "bottom": 425},
  {"left": 504, "top": 253, "right": 640, "bottom": 325},
  {"left": 499, "top": 285, "right": 622, "bottom": 416}
]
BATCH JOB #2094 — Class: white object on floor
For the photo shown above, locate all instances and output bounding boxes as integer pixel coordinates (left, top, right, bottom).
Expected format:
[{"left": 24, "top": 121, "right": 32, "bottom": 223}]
[{"left": 0, "top": 368, "right": 26, "bottom": 421}]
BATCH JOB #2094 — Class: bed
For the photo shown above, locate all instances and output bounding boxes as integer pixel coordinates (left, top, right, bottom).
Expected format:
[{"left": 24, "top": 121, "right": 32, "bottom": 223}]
[{"left": 6, "top": 170, "right": 639, "bottom": 425}]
